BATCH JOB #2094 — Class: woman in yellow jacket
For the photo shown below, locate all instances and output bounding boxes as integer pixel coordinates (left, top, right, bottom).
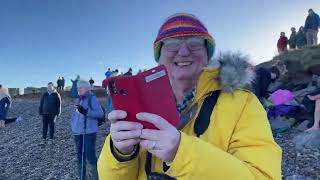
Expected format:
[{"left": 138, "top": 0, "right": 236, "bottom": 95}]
[{"left": 98, "top": 13, "right": 282, "bottom": 180}]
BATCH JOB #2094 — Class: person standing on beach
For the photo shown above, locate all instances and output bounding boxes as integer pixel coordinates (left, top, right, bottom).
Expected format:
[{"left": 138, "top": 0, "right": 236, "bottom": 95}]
[
  {"left": 57, "top": 77, "right": 62, "bottom": 91},
  {"left": 71, "top": 80, "right": 103, "bottom": 179},
  {"left": 61, "top": 77, "right": 65, "bottom": 91},
  {"left": 39, "top": 82, "right": 61, "bottom": 144},
  {"left": 71, "top": 75, "right": 80, "bottom": 98},
  {"left": 89, "top": 78, "right": 95, "bottom": 90},
  {"left": 105, "top": 68, "right": 112, "bottom": 79}
]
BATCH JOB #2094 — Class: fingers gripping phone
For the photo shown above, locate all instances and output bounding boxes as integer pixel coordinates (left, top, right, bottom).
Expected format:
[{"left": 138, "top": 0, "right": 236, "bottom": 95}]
[{"left": 107, "top": 65, "right": 179, "bottom": 129}]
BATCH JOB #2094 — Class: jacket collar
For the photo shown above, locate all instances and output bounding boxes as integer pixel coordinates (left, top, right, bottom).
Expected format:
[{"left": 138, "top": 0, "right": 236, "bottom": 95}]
[{"left": 195, "top": 52, "right": 254, "bottom": 102}]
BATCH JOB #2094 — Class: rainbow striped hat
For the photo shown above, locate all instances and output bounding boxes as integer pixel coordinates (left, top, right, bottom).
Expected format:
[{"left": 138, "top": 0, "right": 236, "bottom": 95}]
[{"left": 154, "top": 13, "right": 215, "bottom": 62}]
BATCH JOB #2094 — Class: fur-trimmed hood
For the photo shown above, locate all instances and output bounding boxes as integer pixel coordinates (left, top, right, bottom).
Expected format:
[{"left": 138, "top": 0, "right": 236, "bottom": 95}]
[
  {"left": 215, "top": 52, "right": 255, "bottom": 92},
  {"left": 195, "top": 52, "right": 255, "bottom": 99}
]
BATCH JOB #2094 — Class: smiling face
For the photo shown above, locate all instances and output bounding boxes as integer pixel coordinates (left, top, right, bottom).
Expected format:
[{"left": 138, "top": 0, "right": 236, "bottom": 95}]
[{"left": 159, "top": 37, "right": 208, "bottom": 83}]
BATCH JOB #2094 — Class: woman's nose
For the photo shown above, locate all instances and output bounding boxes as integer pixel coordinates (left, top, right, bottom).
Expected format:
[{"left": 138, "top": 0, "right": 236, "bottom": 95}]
[{"left": 177, "top": 43, "right": 190, "bottom": 57}]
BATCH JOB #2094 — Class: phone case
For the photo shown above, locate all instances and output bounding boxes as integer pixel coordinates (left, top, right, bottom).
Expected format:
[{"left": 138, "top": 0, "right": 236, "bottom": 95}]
[{"left": 107, "top": 65, "right": 179, "bottom": 129}]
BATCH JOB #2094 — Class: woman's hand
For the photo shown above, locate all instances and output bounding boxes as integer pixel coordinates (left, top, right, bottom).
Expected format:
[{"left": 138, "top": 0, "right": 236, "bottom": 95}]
[
  {"left": 109, "top": 110, "right": 143, "bottom": 154},
  {"left": 137, "top": 112, "right": 181, "bottom": 163}
]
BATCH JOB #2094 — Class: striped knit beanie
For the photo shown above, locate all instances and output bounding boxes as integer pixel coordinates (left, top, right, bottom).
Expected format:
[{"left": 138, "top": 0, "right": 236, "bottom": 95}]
[{"left": 154, "top": 13, "right": 215, "bottom": 62}]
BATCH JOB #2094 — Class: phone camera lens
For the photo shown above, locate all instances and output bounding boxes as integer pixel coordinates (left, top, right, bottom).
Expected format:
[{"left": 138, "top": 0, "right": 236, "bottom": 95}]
[{"left": 120, "top": 89, "right": 127, "bottom": 96}]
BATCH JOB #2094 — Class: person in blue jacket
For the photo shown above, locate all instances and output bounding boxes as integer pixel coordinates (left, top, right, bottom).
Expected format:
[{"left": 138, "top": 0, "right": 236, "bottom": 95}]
[
  {"left": 304, "top": 9, "right": 319, "bottom": 46},
  {"left": 296, "top": 26, "right": 307, "bottom": 49},
  {"left": 71, "top": 80, "right": 104, "bottom": 180},
  {"left": 71, "top": 75, "right": 80, "bottom": 98}
]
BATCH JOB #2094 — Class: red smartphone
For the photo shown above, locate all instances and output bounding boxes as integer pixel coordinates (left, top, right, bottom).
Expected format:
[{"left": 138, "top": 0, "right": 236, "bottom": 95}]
[{"left": 107, "top": 65, "right": 179, "bottom": 129}]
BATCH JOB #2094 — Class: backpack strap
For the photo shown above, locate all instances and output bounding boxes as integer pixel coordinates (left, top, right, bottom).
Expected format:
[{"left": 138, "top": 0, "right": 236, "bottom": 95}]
[
  {"left": 145, "top": 152, "right": 152, "bottom": 175},
  {"left": 194, "top": 90, "right": 221, "bottom": 137},
  {"left": 145, "top": 152, "right": 176, "bottom": 179}
]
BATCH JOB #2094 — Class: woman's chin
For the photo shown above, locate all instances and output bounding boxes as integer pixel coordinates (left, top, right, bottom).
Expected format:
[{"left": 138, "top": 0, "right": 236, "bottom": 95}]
[{"left": 173, "top": 73, "right": 196, "bottom": 81}]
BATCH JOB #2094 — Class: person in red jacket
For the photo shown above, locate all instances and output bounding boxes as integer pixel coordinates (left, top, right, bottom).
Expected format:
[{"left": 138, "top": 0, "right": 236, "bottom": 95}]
[{"left": 277, "top": 32, "right": 288, "bottom": 54}]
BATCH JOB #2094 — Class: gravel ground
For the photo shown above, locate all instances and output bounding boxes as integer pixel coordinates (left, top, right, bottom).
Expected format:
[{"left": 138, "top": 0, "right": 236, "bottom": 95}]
[
  {"left": 0, "top": 98, "right": 109, "bottom": 180},
  {"left": 275, "top": 129, "right": 320, "bottom": 180},
  {"left": 0, "top": 98, "right": 319, "bottom": 180}
]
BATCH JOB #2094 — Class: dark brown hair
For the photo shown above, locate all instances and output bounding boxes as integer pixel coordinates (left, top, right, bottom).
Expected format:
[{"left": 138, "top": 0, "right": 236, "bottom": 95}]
[{"left": 270, "top": 66, "right": 280, "bottom": 79}]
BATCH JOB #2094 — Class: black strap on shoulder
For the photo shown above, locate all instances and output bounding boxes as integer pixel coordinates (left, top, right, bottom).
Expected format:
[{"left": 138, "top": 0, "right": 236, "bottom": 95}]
[
  {"left": 194, "top": 90, "right": 221, "bottom": 137},
  {"left": 145, "top": 152, "right": 176, "bottom": 179},
  {"left": 145, "top": 152, "right": 152, "bottom": 175}
]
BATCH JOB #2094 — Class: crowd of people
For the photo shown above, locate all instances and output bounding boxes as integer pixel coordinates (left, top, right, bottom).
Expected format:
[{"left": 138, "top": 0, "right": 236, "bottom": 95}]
[
  {"left": 253, "top": 60, "right": 320, "bottom": 132},
  {"left": 32, "top": 66, "right": 136, "bottom": 179},
  {"left": 1, "top": 77, "right": 105, "bottom": 179},
  {"left": 39, "top": 79, "right": 104, "bottom": 179},
  {"left": 277, "top": 9, "right": 319, "bottom": 54},
  {"left": 56, "top": 77, "right": 65, "bottom": 91}
]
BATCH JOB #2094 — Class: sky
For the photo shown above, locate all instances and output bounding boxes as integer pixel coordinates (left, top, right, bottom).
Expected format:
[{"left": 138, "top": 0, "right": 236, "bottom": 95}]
[{"left": 0, "top": 0, "right": 319, "bottom": 89}]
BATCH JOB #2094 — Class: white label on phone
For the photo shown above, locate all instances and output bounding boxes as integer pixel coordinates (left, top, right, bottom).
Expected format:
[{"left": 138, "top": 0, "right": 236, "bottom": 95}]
[{"left": 145, "top": 70, "right": 166, "bottom": 83}]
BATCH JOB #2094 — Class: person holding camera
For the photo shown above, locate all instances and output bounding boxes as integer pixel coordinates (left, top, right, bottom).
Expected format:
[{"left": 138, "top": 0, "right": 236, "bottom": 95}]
[
  {"left": 98, "top": 13, "right": 282, "bottom": 179},
  {"left": 71, "top": 80, "right": 104, "bottom": 180}
]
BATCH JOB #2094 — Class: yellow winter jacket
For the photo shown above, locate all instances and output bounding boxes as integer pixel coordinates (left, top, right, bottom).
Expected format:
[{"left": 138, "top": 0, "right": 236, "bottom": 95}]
[{"left": 98, "top": 58, "right": 282, "bottom": 180}]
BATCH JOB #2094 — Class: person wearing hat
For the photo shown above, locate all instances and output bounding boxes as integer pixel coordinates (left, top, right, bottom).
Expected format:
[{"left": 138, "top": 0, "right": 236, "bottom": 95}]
[{"left": 98, "top": 13, "right": 281, "bottom": 179}]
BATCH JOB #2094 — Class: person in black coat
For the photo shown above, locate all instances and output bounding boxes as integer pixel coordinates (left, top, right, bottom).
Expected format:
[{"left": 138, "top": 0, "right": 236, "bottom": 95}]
[
  {"left": 57, "top": 77, "right": 62, "bottom": 91},
  {"left": 39, "top": 82, "right": 61, "bottom": 144},
  {"left": 89, "top": 77, "right": 95, "bottom": 90},
  {"left": 253, "top": 66, "right": 280, "bottom": 104},
  {"left": 61, "top": 77, "right": 65, "bottom": 91}
]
